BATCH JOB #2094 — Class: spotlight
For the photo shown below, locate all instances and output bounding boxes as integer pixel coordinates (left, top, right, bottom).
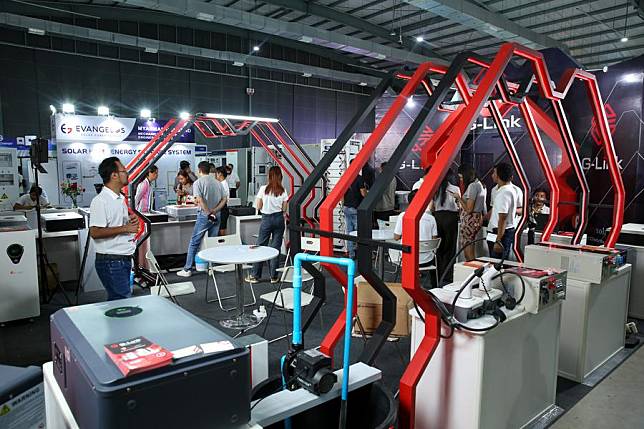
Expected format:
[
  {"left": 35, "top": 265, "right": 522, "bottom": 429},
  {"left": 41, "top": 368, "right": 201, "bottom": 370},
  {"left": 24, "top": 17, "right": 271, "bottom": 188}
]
[
  {"left": 179, "top": 111, "right": 190, "bottom": 120},
  {"left": 253, "top": 46, "right": 260, "bottom": 52},
  {"left": 62, "top": 103, "right": 75, "bottom": 114},
  {"left": 140, "top": 108, "right": 152, "bottom": 119},
  {"left": 406, "top": 96, "right": 416, "bottom": 108},
  {"left": 622, "top": 73, "right": 642, "bottom": 83},
  {"left": 302, "top": 73, "right": 312, "bottom": 78},
  {"left": 602, "top": 66, "right": 608, "bottom": 73},
  {"left": 620, "top": 36, "right": 628, "bottom": 43},
  {"left": 97, "top": 106, "right": 109, "bottom": 116},
  {"left": 49, "top": 105, "right": 57, "bottom": 114},
  {"left": 359, "top": 82, "right": 368, "bottom": 87},
  {"left": 416, "top": 36, "right": 424, "bottom": 42}
]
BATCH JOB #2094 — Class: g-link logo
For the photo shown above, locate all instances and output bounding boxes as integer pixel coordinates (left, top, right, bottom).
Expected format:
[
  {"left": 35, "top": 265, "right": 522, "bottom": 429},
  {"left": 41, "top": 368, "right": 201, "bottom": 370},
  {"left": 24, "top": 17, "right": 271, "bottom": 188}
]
[
  {"left": 582, "top": 156, "right": 623, "bottom": 171},
  {"left": 470, "top": 115, "right": 522, "bottom": 130}
]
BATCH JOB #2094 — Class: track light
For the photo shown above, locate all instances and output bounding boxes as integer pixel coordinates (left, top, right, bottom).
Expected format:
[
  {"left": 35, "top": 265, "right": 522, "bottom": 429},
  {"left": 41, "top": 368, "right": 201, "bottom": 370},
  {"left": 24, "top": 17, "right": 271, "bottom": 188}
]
[
  {"left": 620, "top": 36, "right": 628, "bottom": 42},
  {"left": 179, "top": 111, "right": 190, "bottom": 120},
  {"left": 97, "top": 106, "right": 109, "bottom": 116},
  {"left": 140, "top": 108, "right": 152, "bottom": 119},
  {"left": 253, "top": 46, "right": 260, "bottom": 52},
  {"left": 416, "top": 36, "right": 424, "bottom": 42},
  {"left": 62, "top": 103, "right": 75, "bottom": 114}
]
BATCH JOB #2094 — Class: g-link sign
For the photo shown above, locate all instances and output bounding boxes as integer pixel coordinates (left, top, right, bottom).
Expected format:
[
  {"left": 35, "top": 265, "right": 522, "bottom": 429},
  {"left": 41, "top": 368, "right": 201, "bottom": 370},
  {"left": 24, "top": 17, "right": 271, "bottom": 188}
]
[{"left": 470, "top": 115, "right": 522, "bottom": 131}]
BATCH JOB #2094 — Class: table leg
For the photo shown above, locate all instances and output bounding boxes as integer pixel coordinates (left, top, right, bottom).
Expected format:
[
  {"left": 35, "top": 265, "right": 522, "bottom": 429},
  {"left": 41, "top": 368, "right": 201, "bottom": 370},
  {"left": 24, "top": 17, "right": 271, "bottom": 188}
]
[
  {"left": 236, "top": 263, "right": 244, "bottom": 317},
  {"left": 220, "top": 263, "right": 259, "bottom": 330}
]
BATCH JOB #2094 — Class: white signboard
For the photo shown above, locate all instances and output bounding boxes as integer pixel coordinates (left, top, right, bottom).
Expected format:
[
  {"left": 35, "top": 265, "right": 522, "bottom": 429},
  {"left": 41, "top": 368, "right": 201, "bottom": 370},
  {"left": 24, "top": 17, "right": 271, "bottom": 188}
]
[{"left": 54, "top": 114, "right": 136, "bottom": 142}]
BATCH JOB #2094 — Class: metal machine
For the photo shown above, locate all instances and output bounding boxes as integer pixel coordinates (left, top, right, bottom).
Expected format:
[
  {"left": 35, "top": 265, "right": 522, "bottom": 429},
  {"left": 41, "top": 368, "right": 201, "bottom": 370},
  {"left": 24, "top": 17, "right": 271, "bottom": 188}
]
[
  {"left": 0, "top": 226, "right": 39, "bottom": 323},
  {"left": 0, "top": 148, "right": 19, "bottom": 211},
  {"left": 524, "top": 242, "right": 632, "bottom": 382}
]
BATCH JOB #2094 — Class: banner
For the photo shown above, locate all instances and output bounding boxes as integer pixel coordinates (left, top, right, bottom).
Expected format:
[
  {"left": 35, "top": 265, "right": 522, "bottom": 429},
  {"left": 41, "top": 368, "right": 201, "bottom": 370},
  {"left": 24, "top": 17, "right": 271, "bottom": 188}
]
[{"left": 53, "top": 114, "right": 194, "bottom": 143}]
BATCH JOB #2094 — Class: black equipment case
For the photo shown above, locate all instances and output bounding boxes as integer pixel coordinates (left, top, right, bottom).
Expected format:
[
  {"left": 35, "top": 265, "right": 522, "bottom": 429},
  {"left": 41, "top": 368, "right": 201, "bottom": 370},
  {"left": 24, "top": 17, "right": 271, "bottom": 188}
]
[{"left": 50, "top": 295, "right": 250, "bottom": 428}]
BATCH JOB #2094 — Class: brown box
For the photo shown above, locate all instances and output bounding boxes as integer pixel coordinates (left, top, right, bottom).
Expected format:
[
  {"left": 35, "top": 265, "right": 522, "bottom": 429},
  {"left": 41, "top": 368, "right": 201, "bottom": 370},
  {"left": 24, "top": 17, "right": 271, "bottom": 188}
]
[{"left": 356, "top": 281, "right": 413, "bottom": 337}]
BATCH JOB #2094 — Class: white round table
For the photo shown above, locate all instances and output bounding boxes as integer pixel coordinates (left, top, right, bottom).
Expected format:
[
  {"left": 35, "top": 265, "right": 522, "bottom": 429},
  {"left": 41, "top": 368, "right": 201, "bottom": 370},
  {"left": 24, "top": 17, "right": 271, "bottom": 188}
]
[
  {"left": 349, "top": 229, "right": 396, "bottom": 277},
  {"left": 198, "top": 245, "right": 279, "bottom": 329}
]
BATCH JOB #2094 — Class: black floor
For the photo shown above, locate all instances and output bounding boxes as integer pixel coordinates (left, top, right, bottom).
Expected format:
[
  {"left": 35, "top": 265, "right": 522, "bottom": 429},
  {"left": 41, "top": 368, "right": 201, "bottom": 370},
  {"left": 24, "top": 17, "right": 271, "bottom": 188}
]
[{"left": 1, "top": 268, "right": 642, "bottom": 426}]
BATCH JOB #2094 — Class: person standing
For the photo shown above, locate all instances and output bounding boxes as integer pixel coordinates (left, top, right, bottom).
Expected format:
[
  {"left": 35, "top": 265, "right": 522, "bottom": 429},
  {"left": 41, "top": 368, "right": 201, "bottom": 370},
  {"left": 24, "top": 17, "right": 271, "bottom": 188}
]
[
  {"left": 177, "top": 161, "right": 227, "bottom": 277},
  {"left": 454, "top": 164, "right": 486, "bottom": 261},
  {"left": 245, "top": 166, "right": 288, "bottom": 284},
  {"left": 134, "top": 165, "right": 158, "bottom": 272},
  {"left": 175, "top": 170, "right": 194, "bottom": 204},
  {"left": 374, "top": 162, "right": 397, "bottom": 223},
  {"left": 89, "top": 157, "right": 139, "bottom": 301},
  {"left": 226, "top": 163, "right": 241, "bottom": 198},
  {"left": 342, "top": 165, "right": 367, "bottom": 259},
  {"left": 490, "top": 170, "right": 524, "bottom": 227},
  {"left": 488, "top": 162, "right": 517, "bottom": 260},
  {"left": 431, "top": 170, "right": 460, "bottom": 283},
  {"left": 215, "top": 166, "right": 230, "bottom": 236}
]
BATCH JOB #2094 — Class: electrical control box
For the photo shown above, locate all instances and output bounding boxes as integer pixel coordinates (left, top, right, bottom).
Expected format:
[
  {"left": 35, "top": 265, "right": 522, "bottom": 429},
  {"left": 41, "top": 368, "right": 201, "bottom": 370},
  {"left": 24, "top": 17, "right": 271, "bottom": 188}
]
[
  {"left": 454, "top": 259, "right": 567, "bottom": 315},
  {"left": 524, "top": 242, "right": 626, "bottom": 284},
  {"left": 0, "top": 148, "right": 19, "bottom": 211}
]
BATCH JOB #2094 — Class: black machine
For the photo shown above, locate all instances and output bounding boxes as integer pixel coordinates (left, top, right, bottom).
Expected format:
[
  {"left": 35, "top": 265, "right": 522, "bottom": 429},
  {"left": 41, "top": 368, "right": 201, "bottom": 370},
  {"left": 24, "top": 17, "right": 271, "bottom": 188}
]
[
  {"left": 50, "top": 295, "right": 250, "bottom": 429},
  {"left": 284, "top": 348, "right": 337, "bottom": 396},
  {"left": 40, "top": 212, "right": 86, "bottom": 232}
]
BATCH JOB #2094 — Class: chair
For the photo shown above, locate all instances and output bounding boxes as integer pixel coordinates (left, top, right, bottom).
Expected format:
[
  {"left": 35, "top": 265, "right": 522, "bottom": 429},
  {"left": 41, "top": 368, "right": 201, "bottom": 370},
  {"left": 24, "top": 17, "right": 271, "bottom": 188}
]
[
  {"left": 388, "top": 238, "right": 441, "bottom": 288},
  {"left": 146, "top": 250, "right": 196, "bottom": 305},
  {"left": 203, "top": 234, "right": 254, "bottom": 310}
]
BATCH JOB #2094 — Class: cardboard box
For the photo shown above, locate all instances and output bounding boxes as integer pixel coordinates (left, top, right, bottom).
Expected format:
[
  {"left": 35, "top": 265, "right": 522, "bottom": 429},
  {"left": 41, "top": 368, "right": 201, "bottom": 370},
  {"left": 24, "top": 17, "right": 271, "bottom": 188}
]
[{"left": 356, "top": 281, "right": 413, "bottom": 337}]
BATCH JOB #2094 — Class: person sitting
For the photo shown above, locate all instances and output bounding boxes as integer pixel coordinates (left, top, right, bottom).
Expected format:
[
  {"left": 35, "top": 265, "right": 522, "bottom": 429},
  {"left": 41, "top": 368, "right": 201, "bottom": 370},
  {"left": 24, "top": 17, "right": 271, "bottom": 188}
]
[
  {"left": 531, "top": 188, "right": 550, "bottom": 215},
  {"left": 390, "top": 190, "right": 439, "bottom": 286},
  {"left": 14, "top": 185, "right": 49, "bottom": 210}
]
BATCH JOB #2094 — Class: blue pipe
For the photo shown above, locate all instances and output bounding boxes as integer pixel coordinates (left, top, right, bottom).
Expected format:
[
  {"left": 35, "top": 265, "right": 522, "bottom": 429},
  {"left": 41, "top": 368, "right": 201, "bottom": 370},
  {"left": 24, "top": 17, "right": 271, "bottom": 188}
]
[{"left": 292, "top": 254, "right": 356, "bottom": 403}]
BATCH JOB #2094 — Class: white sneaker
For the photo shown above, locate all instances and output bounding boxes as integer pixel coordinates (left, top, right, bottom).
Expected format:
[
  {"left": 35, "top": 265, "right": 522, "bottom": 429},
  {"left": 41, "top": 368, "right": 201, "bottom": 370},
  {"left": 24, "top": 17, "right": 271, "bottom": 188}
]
[{"left": 176, "top": 269, "right": 192, "bottom": 278}]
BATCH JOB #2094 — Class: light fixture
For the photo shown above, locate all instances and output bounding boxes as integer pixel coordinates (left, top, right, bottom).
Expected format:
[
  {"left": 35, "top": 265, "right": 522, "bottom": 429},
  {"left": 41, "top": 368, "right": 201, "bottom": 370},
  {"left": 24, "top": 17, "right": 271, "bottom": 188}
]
[
  {"left": 390, "top": 30, "right": 396, "bottom": 36},
  {"left": 28, "top": 28, "right": 45, "bottom": 36},
  {"left": 416, "top": 35, "right": 424, "bottom": 42},
  {"left": 603, "top": 66, "right": 608, "bottom": 73},
  {"left": 196, "top": 12, "right": 214, "bottom": 22},
  {"left": 253, "top": 45, "right": 260, "bottom": 52},
  {"left": 97, "top": 106, "right": 109, "bottom": 116},
  {"left": 202, "top": 113, "right": 279, "bottom": 123},
  {"left": 144, "top": 47, "right": 158, "bottom": 54},
  {"left": 406, "top": 96, "right": 416, "bottom": 108},
  {"left": 232, "top": 61, "right": 245, "bottom": 67},
  {"left": 140, "top": 108, "right": 152, "bottom": 119},
  {"left": 49, "top": 105, "right": 57, "bottom": 114},
  {"left": 302, "top": 72, "right": 312, "bottom": 78},
  {"left": 359, "top": 82, "right": 368, "bottom": 87},
  {"left": 375, "top": 53, "right": 386, "bottom": 60},
  {"left": 62, "top": 103, "right": 75, "bottom": 114},
  {"left": 299, "top": 36, "right": 313, "bottom": 43},
  {"left": 179, "top": 111, "right": 190, "bottom": 120},
  {"left": 622, "top": 73, "right": 642, "bottom": 83},
  {"left": 620, "top": 36, "right": 628, "bottom": 42}
]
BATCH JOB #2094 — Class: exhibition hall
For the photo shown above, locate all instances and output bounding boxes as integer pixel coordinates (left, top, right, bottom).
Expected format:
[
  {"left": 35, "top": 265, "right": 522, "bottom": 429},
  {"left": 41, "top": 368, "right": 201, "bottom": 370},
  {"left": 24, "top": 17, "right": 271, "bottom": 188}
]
[{"left": 1, "top": 0, "right": 644, "bottom": 428}]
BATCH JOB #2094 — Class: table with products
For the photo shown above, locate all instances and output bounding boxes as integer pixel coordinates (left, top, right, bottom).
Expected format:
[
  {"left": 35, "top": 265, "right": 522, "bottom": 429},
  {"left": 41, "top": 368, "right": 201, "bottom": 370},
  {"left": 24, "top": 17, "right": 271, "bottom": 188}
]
[{"left": 198, "top": 245, "right": 279, "bottom": 329}]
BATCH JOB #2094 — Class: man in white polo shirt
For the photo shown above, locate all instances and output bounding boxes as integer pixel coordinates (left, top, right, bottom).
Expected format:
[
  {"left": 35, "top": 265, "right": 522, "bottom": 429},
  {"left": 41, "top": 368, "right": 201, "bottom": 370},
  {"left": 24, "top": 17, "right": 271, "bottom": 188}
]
[
  {"left": 488, "top": 162, "right": 517, "bottom": 260},
  {"left": 89, "top": 156, "right": 139, "bottom": 301}
]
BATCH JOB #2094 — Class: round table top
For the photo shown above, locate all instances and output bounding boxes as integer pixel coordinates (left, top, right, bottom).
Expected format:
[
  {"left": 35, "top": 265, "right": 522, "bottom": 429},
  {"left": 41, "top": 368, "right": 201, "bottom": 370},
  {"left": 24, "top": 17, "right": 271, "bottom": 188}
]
[
  {"left": 198, "top": 245, "right": 279, "bottom": 264},
  {"left": 349, "top": 229, "right": 395, "bottom": 241}
]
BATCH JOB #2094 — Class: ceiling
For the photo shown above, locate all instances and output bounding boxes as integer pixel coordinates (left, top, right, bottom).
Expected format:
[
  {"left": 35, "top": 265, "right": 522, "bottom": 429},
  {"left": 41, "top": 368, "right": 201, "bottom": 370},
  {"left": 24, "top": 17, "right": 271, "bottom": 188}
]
[{"left": 1, "top": 0, "right": 643, "bottom": 85}]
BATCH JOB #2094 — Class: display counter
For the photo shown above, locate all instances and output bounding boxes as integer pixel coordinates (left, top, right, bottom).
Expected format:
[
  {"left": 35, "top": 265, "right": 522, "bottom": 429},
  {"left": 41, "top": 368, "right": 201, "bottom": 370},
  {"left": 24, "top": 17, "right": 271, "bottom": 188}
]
[
  {"left": 614, "top": 223, "right": 644, "bottom": 318},
  {"left": 229, "top": 214, "right": 262, "bottom": 245}
]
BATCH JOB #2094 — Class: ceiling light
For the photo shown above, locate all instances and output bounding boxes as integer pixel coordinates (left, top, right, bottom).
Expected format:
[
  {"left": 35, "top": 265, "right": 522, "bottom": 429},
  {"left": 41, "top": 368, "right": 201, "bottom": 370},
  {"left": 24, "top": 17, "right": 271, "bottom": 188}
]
[
  {"left": 375, "top": 53, "right": 386, "bottom": 60},
  {"left": 196, "top": 12, "right": 214, "bottom": 21},
  {"left": 622, "top": 73, "right": 642, "bottom": 83},
  {"left": 62, "top": 103, "right": 75, "bottom": 114},
  {"left": 620, "top": 36, "right": 628, "bottom": 42},
  {"left": 232, "top": 61, "right": 245, "bottom": 67},
  {"left": 302, "top": 73, "right": 312, "bottom": 78},
  {"left": 416, "top": 36, "right": 424, "bottom": 42},
  {"left": 602, "top": 66, "right": 608, "bottom": 73},
  {"left": 253, "top": 45, "right": 260, "bottom": 52},
  {"left": 144, "top": 47, "right": 158, "bottom": 54},
  {"left": 49, "top": 105, "right": 56, "bottom": 114},
  {"left": 179, "top": 111, "right": 190, "bottom": 120},
  {"left": 299, "top": 36, "right": 313, "bottom": 43},
  {"left": 406, "top": 96, "right": 416, "bottom": 108},
  {"left": 359, "top": 82, "right": 368, "bottom": 87},
  {"left": 97, "top": 106, "right": 109, "bottom": 116},
  {"left": 28, "top": 28, "right": 45, "bottom": 36},
  {"left": 390, "top": 30, "right": 396, "bottom": 36},
  {"left": 140, "top": 108, "right": 152, "bottom": 119}
]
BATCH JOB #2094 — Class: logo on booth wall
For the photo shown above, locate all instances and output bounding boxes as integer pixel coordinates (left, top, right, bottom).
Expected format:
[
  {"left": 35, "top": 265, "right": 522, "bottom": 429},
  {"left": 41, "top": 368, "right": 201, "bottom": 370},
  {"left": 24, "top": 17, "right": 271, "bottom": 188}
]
[
  {"left": 60, "top": 124, "right": 73, "bottom": 134},
  {"left": 590, "top": 103, "right": 617, "bottom": 146}
]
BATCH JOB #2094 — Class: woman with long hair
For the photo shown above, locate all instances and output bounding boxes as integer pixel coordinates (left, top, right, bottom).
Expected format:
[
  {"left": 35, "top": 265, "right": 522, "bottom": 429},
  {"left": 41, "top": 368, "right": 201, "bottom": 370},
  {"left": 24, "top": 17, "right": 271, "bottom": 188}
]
[
  {"left": 431, "top": 169, "right": 460, "bottom": 283},
  {"left": 246, "top": 166, "right": 289, "bottom": 283},
  {"left": 453, "top": 164, "right": 487, "bottom": 261},
  {"left": 176, "top": 170, "right": 194, "bottom": 204}
]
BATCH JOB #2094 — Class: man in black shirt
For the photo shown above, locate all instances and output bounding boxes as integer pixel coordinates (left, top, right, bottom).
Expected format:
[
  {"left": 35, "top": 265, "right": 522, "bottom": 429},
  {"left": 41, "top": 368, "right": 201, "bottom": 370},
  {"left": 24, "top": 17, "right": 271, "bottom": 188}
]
[{"left": 343, "top": 173, "right": 367, "bottom": 259}]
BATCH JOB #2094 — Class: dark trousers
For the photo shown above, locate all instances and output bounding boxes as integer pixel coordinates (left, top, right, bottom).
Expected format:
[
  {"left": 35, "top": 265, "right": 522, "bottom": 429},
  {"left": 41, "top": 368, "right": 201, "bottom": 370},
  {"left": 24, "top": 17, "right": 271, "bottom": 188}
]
[
  {"left": 434, "top": 210, "right": 459, "bottom": 284},
  {"left": 488, "top": 227, "right": 515, "bottom": 260},
  {"left": 95, "top": 254, "right": 133, "bottom": 301},
  {"left": 229, "top": 188, "right": 237, "bottom": 198},
  {"left": 252, "top": 212, "right": 285, "bottom": 279}
]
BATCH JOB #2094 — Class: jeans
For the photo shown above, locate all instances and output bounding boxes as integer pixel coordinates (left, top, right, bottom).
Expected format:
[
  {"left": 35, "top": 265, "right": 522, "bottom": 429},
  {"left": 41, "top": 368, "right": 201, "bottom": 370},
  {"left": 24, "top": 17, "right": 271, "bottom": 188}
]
[
  {"left": 184, "top": 211, "right": 220, "bottom": 271},
  {"left": 488, "top": 227, "right": 515, "bottom": 260},
  {"left": 95, "top": 255, "right": 133, "bottom": 301},
  {"left": 252, "top": 212, "right": 285, "bottom": 279},
  {"left": 343, "top": 206, "right": 358, "bottom": 258}
]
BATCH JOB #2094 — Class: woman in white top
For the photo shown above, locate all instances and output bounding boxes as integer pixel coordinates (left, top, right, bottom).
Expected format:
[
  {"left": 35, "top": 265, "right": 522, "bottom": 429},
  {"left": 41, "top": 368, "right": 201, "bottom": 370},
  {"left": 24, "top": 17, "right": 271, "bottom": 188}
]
[
  {"left": 453, "top": 164, "right": 487, "bottom": 261},
  {"left": 246, "top": 166, "right": 289, "bottom": 284},
  {"left": 215, "top": 166, "right": 231, "bottom": 235},
  {"left": 430, "top": 169, "right": 460, "bottom": 284}
]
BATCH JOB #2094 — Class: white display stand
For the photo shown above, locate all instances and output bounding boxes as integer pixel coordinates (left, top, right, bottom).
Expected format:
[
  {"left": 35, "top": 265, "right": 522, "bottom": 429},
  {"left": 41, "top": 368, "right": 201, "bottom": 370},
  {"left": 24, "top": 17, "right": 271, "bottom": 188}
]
[
  {"left": 614, "top": 223, "right": 644, "bottom": 318},
  {"left": 558, "top": 266, "right": 632, "bottom": 382},
  {"left": 410, "top": 303, "right": 562, "bottom": 429}
]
